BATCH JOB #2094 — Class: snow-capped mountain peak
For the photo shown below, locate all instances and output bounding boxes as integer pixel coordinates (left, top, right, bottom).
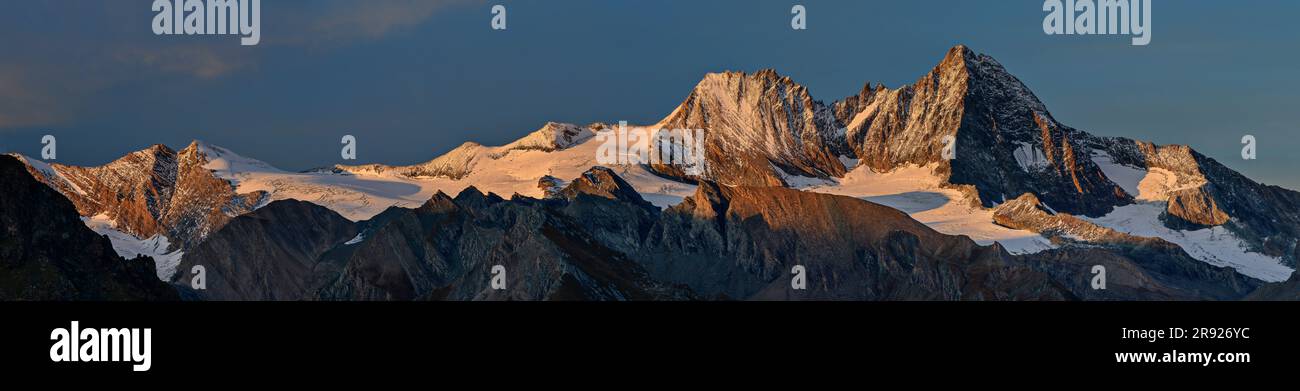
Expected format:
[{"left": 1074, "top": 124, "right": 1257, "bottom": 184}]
[
  {"left": 11, "top": 141, "right": 266, "bottom": 255},
  {"left": 9, "top": 45, "right": 1298, "bottom": 284},
  {"left": 183, "top": 140, "right": 282, "bottom": 182},
  {"left": 500, "top": 122, "right": 595, "bottom": 153},
  {"left": 651, "top": 68, "right": 848, "bottom": 186}
]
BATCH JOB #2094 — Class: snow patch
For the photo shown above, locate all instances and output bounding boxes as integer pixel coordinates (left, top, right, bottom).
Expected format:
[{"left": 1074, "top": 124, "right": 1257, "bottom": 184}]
[
  {"left": 1083, "top": 203, "right": 1293, "bottom": 282},
  {"left": 193, "top": 141, "right": 282, "bottom": 185},
  {"left": 845, "top": 96, "right": 884, "bottom": 132},
  {"left": 195, "top": 125, "right": 696, "bottom": 221},
  {"left": 9, "top": 153, "right": 88, "bottom": 196},
  {"left": 500, "top": 122, "right": 594, "bottom": 152},
  {"left": 1091, "top": 152, "right": 1144, "bottom": 197},
  {"left": 838, "top": 155, "right": 859, "bottom": 170},
  {"left": 344, "top": 233, "right": 365, "bottom": 245},
  {"left": 1013, "top": 142, "right": 1050, "bottom": 171},
  {"left": 1090, "top": 152, "right": 1206, "bottom": 202},
  {"left": 1135, "top": 167, "right": 1196, "bottom": 202},
  {"left": 773, "top": 164, "right": 836, "bottom": 189},
  {"left": 804, "top": 164, "right": 1056, "bottom": 254},
  {"left": 82, "top": 214, "right": 184, "bottom": 281}
]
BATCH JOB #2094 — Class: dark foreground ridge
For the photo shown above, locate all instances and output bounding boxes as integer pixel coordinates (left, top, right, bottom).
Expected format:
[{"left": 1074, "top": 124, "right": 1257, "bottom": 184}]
[{"left": 0, "top": 155, "right": 177, "bottom": 300}]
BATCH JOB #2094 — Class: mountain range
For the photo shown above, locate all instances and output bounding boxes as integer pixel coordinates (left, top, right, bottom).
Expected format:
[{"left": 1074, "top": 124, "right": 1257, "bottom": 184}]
[{"left": 4, "top": 45, "right": 1298, "bottom": 300}]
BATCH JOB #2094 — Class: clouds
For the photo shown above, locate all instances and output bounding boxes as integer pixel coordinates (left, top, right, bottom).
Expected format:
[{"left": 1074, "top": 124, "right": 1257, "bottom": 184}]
[
  {"left": 115, "top": 45, "right": 256, "bottom": 79},
  {"left": 0, "top": 0, "right": 474, "bottom": 129},
  {"left": 0, "top": 66, "right": 64, "bottom": 128},
  {"left": 273, "top": 0, "right": 479, "bottom": 45}
]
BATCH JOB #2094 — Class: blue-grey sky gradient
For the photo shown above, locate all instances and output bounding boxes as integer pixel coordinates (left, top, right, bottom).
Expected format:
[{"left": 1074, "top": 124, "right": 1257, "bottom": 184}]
[{"left": 1, "top": 0, "right": 1296, "bottom": 189}]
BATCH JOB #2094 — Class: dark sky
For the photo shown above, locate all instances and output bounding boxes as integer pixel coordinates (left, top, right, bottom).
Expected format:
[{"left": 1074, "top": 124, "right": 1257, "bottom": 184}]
[{"left": 1, "top": 0, "right": 1296, "bottom": 189}]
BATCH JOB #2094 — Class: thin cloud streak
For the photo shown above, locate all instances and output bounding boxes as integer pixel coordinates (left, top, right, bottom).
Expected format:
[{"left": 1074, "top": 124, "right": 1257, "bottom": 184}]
[
  {"left": 0, "top": 0, "right": 476, "bottom": 129},
  {"left": 267, "top": 0, "right": 480, "bottom": 46}
]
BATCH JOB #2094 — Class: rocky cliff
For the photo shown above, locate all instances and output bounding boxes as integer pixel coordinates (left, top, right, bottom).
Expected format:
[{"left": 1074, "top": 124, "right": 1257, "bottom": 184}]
[
  {"left": 0, "top": 155, "right": 178, "bottom": 300},
  {"left": 11, "top": 142, "right": 267, "bottom": 250}
]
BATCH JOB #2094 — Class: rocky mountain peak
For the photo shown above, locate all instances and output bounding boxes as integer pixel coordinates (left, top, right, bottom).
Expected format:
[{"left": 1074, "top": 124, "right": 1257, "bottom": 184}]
[
  {"left": 418, "top": 191, "right": 458, "bottom": 214},
  {"left": 333, "top": 140, "right": 484, "bottom": 180},
  {"left": 843, "top": 47, "right": 969, "bottom": 172},
  {"left": 933, "top": 44, "right": 1043, "bottom": 110},
  {"left": 832, "top": 82, "right": 888, "bottom": 125},
  {"left": 676, "top": 181, "right": 729, "bottom": 222},
  {"left": 555, "top": 167, "right": 651, "bottom": 209},
  {"left": 696, "top": 68, "right": 792, "bottom": 87},
  {"left": 110, "top": 143, "right": 178, "bottom": 175},
  {"left": 995, "top": 193, "right": 1054, "bottom": 216},
  {"left": 937, "top": 44, "right": 975, "bottom": 71},
  {"left": 650, "top": 44, "right": 1122, "bottom": 218},
  {"left": 537, "top": 175, "right": 567, "bottom": 199},
  {"left": 452, "top": 186, "right": 504, "bottom": 210},
  {"left": 139, "top": 143, "right": 175, "bottom": 156},
  {"left": 180, "top": 140, "right": 204, "bottom": 152},
  {"left": 0, "top": 155, "right": 178, "bottom": 300},
  {"left": 177, "top": 140, "right": 208, "bottom": 161},
  {"left": 502, "top": 122, "right": 593, "bottom": 153},
  {"left": 653, "top": 68, "right": 847, "bottom": 186},
  {"left": 11, "top": 140, "right": 268, "bottom": 255},
  {"left": 834, "top": 44, "right": 1130, "bottom": 217}
]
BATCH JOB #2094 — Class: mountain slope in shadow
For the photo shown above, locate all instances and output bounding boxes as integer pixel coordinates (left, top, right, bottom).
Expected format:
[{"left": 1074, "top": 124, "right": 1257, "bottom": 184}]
[
  {"left": 0, "top": 155, "right": 178, "bottom": 300},
  {"left": 173, "top": 167, "right": 1259, "bottom": 300}
]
